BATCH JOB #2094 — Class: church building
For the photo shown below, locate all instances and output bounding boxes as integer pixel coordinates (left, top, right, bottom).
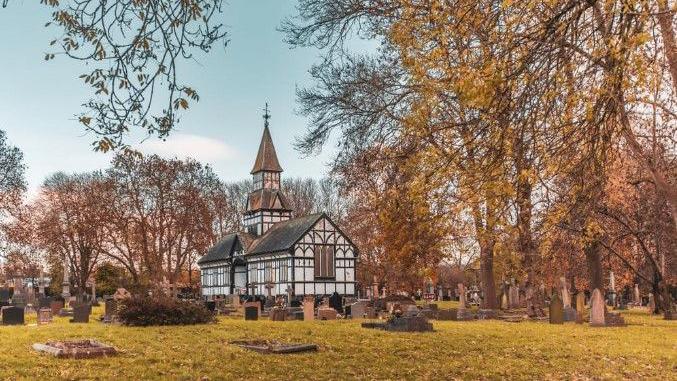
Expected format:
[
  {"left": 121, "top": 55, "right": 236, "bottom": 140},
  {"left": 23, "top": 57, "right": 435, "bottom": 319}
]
[{"left": 198, "top": 106, "right": 358, "bottom": 300}]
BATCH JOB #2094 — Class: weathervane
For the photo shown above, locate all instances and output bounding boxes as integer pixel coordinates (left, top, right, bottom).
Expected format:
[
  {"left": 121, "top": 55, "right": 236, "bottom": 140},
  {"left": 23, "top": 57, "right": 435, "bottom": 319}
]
[{"left": 263, "top": 102, "right": 271, "bottom": 127}]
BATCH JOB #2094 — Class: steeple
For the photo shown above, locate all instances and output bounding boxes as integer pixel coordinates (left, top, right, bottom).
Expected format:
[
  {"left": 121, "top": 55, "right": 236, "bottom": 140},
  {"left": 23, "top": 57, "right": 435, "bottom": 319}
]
[
  {"left": 243, "top": 104, "right": 293, "bottom": 237},
  {"left": 251, "top": 103, "right": 283, "bottom": 174}
]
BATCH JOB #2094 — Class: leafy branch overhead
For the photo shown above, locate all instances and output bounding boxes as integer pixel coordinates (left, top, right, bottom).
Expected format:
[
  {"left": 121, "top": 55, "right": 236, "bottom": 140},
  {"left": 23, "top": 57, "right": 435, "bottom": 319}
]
[{"left": 38, "top": 0, "right": 228, "bottom": 152}]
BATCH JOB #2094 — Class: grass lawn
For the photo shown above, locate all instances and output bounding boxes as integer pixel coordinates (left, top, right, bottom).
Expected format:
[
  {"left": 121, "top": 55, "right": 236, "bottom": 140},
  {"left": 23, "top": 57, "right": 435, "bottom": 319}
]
[{"left": 0, "top": 305, "right": 674, "bottom": 380}]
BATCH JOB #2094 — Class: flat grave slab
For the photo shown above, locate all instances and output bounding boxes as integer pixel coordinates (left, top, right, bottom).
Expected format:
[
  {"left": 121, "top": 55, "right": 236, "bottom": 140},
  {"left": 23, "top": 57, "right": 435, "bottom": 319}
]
[
  {"left": 230, "top": 340, "right": 318, "bottom": 354},
  {"left": 32, "top": 339, "right": 118, "bottom": 359}
]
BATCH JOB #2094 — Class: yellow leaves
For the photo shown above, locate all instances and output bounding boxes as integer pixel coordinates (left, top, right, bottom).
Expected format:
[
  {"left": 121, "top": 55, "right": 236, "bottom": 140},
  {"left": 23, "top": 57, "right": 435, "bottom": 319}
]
[
  {"left": 79, "top": 116, "right": 92, "bottom": 127},
  {"left": 174, "top": 98, "right": 189, "bottom": 110}
]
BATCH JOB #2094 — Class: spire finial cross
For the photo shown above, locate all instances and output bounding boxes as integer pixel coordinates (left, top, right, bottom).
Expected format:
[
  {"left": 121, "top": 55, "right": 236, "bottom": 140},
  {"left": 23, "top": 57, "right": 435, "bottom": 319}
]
[{"left": 263, "top": 102, "right": 271, "bottom": 127}]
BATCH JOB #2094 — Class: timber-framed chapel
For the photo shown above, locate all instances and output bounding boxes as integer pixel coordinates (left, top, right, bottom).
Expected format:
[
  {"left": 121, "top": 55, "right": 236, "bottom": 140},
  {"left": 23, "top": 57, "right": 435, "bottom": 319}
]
[{"left": 198, "top": 106, "right": 358, "bottom": 300}]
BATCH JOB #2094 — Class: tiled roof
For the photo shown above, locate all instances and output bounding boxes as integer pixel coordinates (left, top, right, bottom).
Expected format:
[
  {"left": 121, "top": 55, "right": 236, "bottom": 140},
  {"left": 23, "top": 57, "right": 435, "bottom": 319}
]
[
  {"left": 197, "top": 233, "right": 238, "bottom": 265},
  {"left": 247, "top": 213, "right": 324, "bottom": 255},
  {"left": 246, "top": 189, "right": 290, "bottom": 211},
  {"left": 250, "top": 125, "right": 283, "bottom": 174}
]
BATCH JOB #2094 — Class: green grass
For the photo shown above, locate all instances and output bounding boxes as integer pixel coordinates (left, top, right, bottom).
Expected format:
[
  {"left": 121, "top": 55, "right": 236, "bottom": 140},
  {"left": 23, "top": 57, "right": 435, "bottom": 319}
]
[{"left": 0, "top": 306, "right": 674, "bottom": 380}]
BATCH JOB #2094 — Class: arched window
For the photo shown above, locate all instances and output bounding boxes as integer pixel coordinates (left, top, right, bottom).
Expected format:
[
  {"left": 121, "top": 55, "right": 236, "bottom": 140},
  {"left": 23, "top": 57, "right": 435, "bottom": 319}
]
[{"left": 314, "top": 245, "right": 335, "bottom": 279}]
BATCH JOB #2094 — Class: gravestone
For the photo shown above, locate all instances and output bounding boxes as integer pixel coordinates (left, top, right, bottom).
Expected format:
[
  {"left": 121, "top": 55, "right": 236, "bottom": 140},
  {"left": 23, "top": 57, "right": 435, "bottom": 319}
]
[
  {"left": 349, "top": 301, "right": 368, "bottom": 319},
  {"left": 401, "top": 305, "right": 419, "bottom": 318},
  {"left": 604, "top": 311, "right": 626, "bottom": 326},
  {"left": 0, "top": 288, "right": 9, "bottom": 303},
  {"left": 549, "top": 293, "right": 564, "bottom": 324},
  {"left": 302, "top": 296, "right": 315, "bottom": 321},
  {"left": 50, "top": 300, "right": 64, "bottom": 316},
  {"left": 560, "top": 276, "right": 571, "bottom": 309},
  {"left": 230, "top": 294, "right": 241, "bottom": 308},
  {"left": 318, "top": 307, "right": 337, "bottom": 320},
  {"left": 590, "top": 288, "right": 605, "bottom": 327},
  {"left": 12, "top": 294, "right": 26, "bottom": 307},
  {"left": 633, "top": 284, "right": 641, "bottom": 306},
  {"left": 362, "top": 316, "right": 433, "bottom": 332},
  {"left": 457, "top": 283, "right": 467, "bottom": 308},
  {"left": 244, "top": 306, "right": 259, "bottom": 321},
  {"left": 104, "top": 298, "right": 118, "bottom": 323},
  {"left": 264, "top": 296, "right": 276, "bottom": 310},
  {"left": 647, "top": 293, "right": 655, "bottom": 314},
  {"left": 575, "top": 292, "right": 585, "bottom": 311},
  {"left": 37, "top": 308, "right": 52, "bottom": 324},
  {"left": 70, "top": 303, "right": 90, "bottom": 323},
  {"left": 2, "top": 306, "right": 24, "bottom": 325},
  {"left": 563, "top": 306, "right": 577, "bottom": 322},
  {"left": 575, "top": 292, "right": 586, "bottom": 322},
  {"left": 329, "top": 292, "right": 343, "bottom": 313},
  {"left": 437, "top": 309, "right": 456, "bottom": 320},
  {"left": 501, "top": 292, "right": 508, "bottom": 310},
  {"left": 269, "top": 308, "right": 287, "bottom": 321},
  {"left": 509, "top": 284, "right": 520, "bottom": 309},
  {"left": 38, "top": 296, "right": 52, "bottom": 309},
  {"left": 365, "top": 307, "right": 377, "bottom": 319}
]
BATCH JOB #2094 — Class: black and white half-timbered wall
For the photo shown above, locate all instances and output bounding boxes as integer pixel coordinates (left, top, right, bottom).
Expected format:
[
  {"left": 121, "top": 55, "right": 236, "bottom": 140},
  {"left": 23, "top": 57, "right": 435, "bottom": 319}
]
[{"left": 198, "top": 107, "right": 358, "bottom": 300}]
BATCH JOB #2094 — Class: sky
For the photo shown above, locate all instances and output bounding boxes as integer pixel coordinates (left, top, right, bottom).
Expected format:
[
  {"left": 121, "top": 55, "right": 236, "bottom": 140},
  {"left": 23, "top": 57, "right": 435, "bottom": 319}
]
[{"left": 0, "top": 1, "right": 371, "bottom": 196}]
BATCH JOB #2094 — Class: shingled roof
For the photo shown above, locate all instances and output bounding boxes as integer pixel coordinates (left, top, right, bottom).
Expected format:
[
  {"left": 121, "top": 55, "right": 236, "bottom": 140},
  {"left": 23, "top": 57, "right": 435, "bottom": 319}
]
[
  {"left": 247, "top": 213, "right": 324, "bottom": 255},
  {"left": 197, "top": 233, "right": 238, "bottom": 265},
  {"left": 250, "top": 125, "right": 283, "bottom": 174}
]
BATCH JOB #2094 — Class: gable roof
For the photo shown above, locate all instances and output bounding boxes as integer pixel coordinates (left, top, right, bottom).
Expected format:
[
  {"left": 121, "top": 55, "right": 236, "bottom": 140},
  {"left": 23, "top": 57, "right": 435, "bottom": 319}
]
[
  {"left": 246, "top": 189, "right": 290, "bottom": 212},
  {"left": 198, "top": 233, "right": 238, "bottom": 265},
  {"left": 251, "top": 125, "right": 283, "bottom": 174},
  {"left": 247, "top": 213, "right": 323, "bottom": 255}
]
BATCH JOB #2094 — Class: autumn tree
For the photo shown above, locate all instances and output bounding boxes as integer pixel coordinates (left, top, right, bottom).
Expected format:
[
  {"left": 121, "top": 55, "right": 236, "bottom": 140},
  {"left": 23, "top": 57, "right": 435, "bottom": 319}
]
[
  {"left": 29, "top": 172, "right": 110, "bottom": 297},
  {"left": 0, "top": 129, "right": 26, "bottom": 257},
  {"left": 103, "top": 152, "right": 218, "bottom": 292}
]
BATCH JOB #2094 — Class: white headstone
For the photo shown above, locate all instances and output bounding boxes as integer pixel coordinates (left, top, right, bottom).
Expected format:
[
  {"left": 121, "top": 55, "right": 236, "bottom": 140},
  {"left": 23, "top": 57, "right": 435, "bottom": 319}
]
[
  {"left": 62, "top": 260, "right": 71, "bottom": 299},
  {"left": 633, "top": 284, "right": 641, "bottom": 305},
  {"left": 590, "top": 288, "right": 605, "bottom": 327},
  {"left": 560, "top": 277, "right": 571, "bottom": 308},
  {"left": 458, "top": 283, "right": 467, "bottom": 309}
]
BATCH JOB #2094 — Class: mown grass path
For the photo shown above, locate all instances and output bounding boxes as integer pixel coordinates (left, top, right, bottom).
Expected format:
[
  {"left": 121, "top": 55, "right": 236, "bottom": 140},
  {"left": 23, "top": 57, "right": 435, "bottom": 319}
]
[{"left": 0, "top": 306, "right": 674, "bottom": 380}]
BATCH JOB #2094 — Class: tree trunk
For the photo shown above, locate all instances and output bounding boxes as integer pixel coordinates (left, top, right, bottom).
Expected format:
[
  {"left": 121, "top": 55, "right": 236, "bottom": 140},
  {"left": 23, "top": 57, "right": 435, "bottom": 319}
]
[
  {"left": 584, "top": 239, "right": 604, "bottom": 293},
  {"left": 659, "top": 280, "right": 675, "bottom": 320},
  {"left": 657, "top": 0, "right": 677, "bottom": 96},
  {"left": 479, "top": 240, "right": 498, "bottom": 310}
]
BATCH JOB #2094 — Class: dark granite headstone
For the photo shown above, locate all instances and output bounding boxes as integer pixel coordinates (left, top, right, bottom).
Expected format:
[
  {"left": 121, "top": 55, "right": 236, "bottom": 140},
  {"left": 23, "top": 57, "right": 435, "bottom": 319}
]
[
  {"left": 264, "top": 296, "right": 276, "bottom": 310},
  {"left": 245, "top": 306, "right": 259, "bottom": 321},
  {"left": 563, "top": 307, "right": 577, "bottom": 322},
  {"left": 0, "top": 289, "right": 9, "bottom": 302},
  {"left": 205, "top": 301, "right": 216, "bottom": 313},
  {"left": 329, "top": 292, "right": 343, "bottom": 313},
  {"left": 362, "top": 316, "right": 433, "bottom": 332},
  {"left": 2, "top": 306, "right": 25, "bottom": 325},
  {"left": 38, "top": 297, "right": 53, "bottom": 309},
  {"left": 437, "top": 309, "right": 457, "bottom": 320},
  {"left": 70, "top": 303, "right": 90, "bottom": 323},
  {"left": 549, "top": 294, "right": 564, "bottom": 324}
]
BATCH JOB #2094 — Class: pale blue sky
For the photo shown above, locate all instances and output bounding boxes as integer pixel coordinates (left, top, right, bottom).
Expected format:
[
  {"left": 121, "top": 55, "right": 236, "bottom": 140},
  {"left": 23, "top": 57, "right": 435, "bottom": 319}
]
[{"left": 0, "top": 1, "right": 370, "bottom": 195}]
